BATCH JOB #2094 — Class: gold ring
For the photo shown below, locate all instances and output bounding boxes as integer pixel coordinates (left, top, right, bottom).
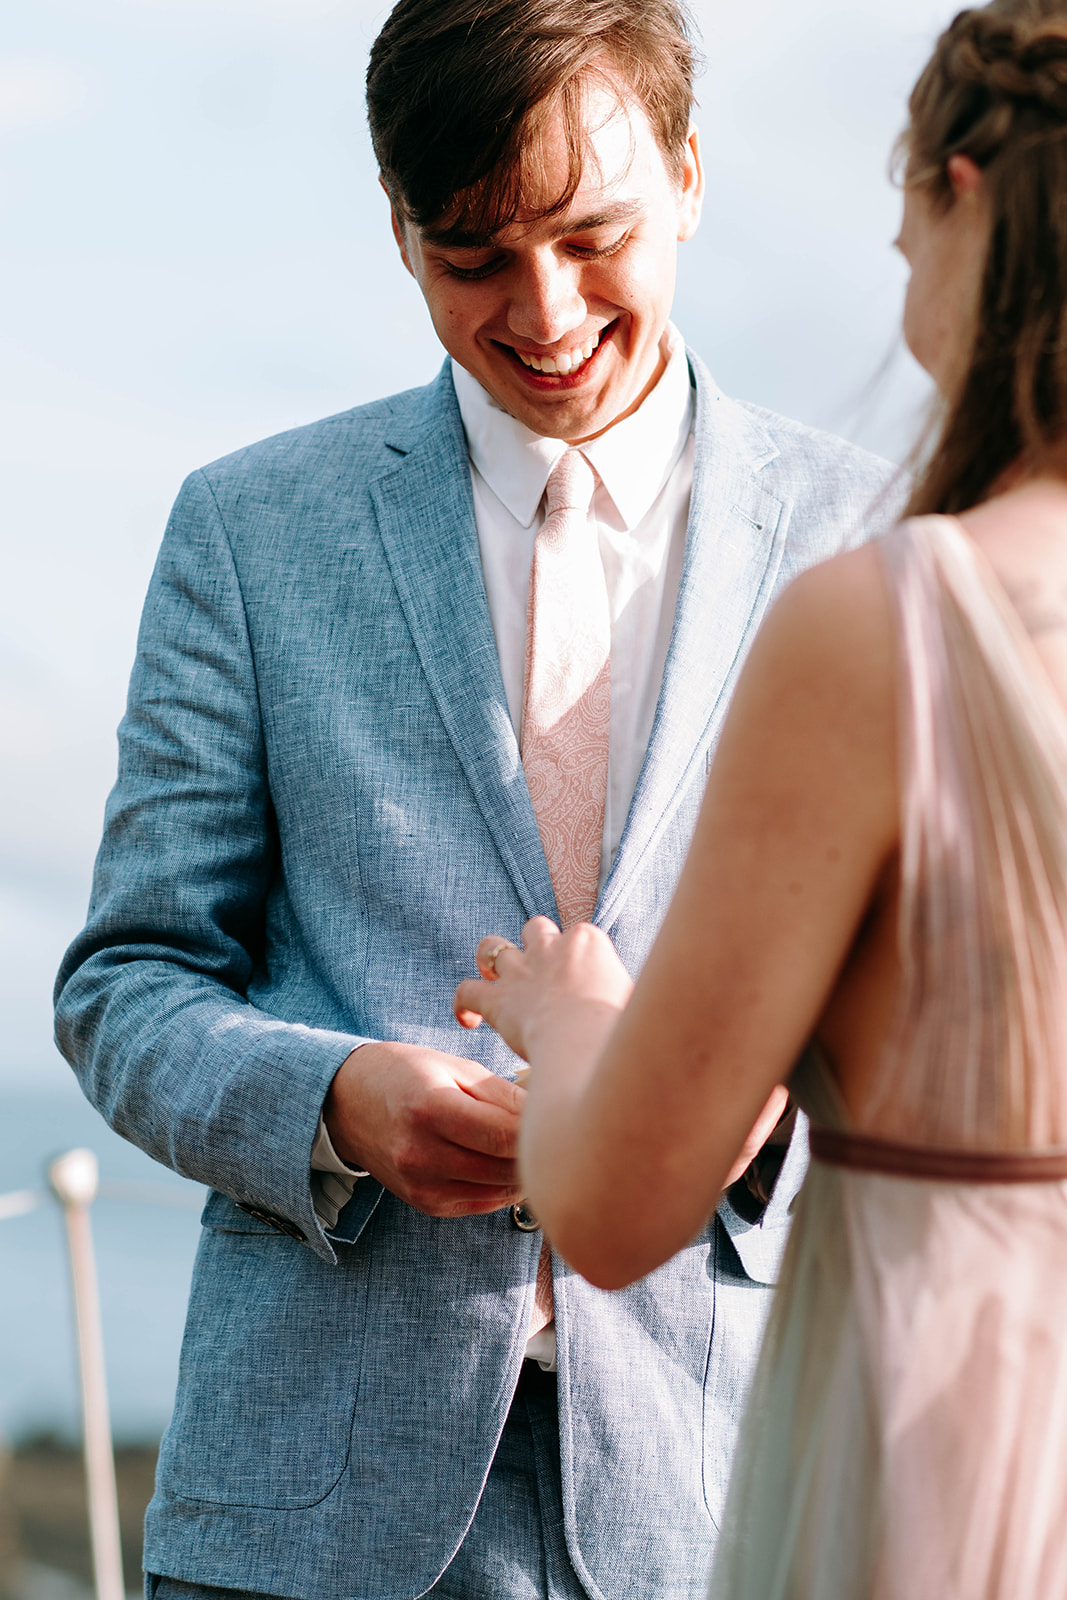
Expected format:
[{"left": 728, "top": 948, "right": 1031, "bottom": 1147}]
[{"left": 484, "top": 942, "right": 512, "bottom": 975}]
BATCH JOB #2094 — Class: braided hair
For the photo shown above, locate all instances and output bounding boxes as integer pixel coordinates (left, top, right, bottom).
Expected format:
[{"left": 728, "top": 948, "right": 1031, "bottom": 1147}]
[{"left": 904, "top": 0, "right": 1067, "bottom": 515}]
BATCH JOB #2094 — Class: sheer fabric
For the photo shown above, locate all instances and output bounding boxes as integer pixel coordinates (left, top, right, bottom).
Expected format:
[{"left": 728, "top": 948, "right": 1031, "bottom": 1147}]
[{"left": 708, "top": 516, "right": 1067, "bottom": 1599}]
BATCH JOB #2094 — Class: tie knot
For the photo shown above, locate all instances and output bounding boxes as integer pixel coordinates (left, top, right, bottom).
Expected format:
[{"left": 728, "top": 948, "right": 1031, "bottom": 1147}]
[{"left": 545, "top": 449, "right": 596, "bottom": 519}]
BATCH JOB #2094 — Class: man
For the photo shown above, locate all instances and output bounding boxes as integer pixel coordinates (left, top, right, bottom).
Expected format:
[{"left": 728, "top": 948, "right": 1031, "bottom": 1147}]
[{"left": 55, "top": 3, "right": 898, "bottom": 1597}]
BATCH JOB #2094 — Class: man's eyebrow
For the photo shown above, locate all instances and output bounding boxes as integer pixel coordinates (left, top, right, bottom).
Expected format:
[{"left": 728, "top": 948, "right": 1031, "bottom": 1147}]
[
  {"left": 421, "top": 201, "right": 643, "bottom": 251},
  {"left": 553, "top": 203, "right": 642, "bottom": 236},
  {"left": 422, "top": 223, "right": 496, "bottom": 249}
]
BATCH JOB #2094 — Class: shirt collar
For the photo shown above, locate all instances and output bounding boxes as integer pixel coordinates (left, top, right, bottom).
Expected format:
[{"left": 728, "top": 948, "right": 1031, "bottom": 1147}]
[{"left": 451, "top": 323, "right": 694, "bottom": 531}]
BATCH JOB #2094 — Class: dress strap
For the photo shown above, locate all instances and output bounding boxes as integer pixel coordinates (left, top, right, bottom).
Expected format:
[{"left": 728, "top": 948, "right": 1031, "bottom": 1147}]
[{"left": 810, "top": 1127, "right": 1067, "bottom": 1183}]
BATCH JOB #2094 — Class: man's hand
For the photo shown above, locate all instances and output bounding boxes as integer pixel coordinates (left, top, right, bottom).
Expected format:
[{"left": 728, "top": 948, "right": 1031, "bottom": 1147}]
[
  {"left": 324, "top": 1042, "right": 526, "bottom": 1218},
  {"left": 722, "top": 1084, "right": 791, "bottom": 1190}
]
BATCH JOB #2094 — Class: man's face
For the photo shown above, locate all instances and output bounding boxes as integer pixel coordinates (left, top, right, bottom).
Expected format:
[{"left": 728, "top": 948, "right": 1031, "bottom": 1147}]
[{"left": 390, "top": 77, "right": 703, "bottom": 442}]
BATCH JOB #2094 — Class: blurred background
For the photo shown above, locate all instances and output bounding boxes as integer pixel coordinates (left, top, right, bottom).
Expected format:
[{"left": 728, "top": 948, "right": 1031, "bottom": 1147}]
[{"left": 1, "top": 0, "right": 955, "bottom": 1591}]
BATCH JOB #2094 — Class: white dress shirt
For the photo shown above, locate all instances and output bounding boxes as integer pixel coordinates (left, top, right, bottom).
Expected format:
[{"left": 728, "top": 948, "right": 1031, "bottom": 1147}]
[
  {"left": 312, "top": 327, "right": 696, "bottom": 1370},
  {"left": 455, "top": 325, "right": 694, "bottom": 886}
]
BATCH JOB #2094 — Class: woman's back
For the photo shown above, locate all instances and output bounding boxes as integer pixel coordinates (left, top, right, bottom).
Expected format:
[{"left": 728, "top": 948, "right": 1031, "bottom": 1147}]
[
  {"left": 818, "top": 482, "right": 1067, "bottom": 1156},
  {"left": 710, "top": 502, "right": 1067, "bottom": 1599}
]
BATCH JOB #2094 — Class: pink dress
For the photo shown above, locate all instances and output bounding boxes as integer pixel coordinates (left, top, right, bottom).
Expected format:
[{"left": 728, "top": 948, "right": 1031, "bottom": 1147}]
[{"left": 708, "top": 515, "right": 1067, "bottom": 1599}]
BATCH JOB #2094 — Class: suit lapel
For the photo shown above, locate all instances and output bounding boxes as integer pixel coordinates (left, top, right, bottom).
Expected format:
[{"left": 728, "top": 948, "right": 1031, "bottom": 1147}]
[
  {"left": 368, "top": 369, "right": 557, "bottom": 921},
  {"left": 596, "top": 354, "right": 789, "bottom": 930}
]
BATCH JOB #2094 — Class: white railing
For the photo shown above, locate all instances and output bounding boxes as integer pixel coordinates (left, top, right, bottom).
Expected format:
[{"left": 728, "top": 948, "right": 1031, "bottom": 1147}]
[
  {"left": 1, "top": 1151, "right": 202, "bottom": 1600},
  {"left": 47, "top": 1150, "right": 124, "bottom": 1600}
]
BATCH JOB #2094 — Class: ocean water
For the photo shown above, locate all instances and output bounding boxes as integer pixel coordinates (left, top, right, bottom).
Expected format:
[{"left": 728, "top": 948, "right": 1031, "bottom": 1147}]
[{"left": 0, "top": 1085, "right": 204, "bottom": 1445}]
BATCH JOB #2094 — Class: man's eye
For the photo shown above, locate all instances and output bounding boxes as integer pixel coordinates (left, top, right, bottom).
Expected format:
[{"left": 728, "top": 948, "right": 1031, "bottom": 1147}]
[
  {"left": 443, "top": 256, "right": 506, "bottom": 281},
  {"left": 571, "top": 234, "right": 629, "bottom": 260}
]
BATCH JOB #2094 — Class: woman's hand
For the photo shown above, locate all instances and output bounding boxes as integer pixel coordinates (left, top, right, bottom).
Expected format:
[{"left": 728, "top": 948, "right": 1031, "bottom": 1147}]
[{"left": 453, "top": 916, "right": 634, "bottom": 1064}]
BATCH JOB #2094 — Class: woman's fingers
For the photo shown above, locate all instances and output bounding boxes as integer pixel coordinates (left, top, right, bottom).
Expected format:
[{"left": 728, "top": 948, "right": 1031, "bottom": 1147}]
[
  {"left": 459, "top": 935, "right": 519, "bottom": 1027},
  {"left": 458, "top": 918, "right": 563, "bottom": 1042},
  {"left": 474, "top": 917, "right": 559, "bottom": 978},
  {"left": 453, "top": 975, "right": 529, "bottom": 1057},
  {"left": 454, "top": 976, "right": 494, "bottom": 1027},
  {"left": 475, "top": 935, "right": 518, "bottom": 980}
]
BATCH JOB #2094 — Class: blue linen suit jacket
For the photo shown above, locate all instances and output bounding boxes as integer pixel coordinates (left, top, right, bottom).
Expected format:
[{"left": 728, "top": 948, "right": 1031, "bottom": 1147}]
[{"left": 55, "top": 352, "right": 898, "bottom": 1600}]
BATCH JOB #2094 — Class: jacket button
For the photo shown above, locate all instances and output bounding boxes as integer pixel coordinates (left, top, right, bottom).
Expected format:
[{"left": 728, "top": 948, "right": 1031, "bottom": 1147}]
[
  {"left": 274, "top": 1217, "right": 307, "bottom": 1241},
  {"left": 511, "top": 1202, "right": 540, "bottom": 1232},
  {"left": 236, "top": 1202, "right": 307, "bottom": 1241}
]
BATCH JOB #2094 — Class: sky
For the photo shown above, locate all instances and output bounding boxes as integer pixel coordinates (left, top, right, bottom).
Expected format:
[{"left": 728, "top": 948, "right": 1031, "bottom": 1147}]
[{"left": 1, "top": 0, "right": 960, "bottom": 1091}]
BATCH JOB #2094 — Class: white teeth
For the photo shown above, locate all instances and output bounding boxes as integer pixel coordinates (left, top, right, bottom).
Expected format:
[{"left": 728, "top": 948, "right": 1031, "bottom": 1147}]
[{"left": 517, "top": 330, "right": 601, "bottom": 375}]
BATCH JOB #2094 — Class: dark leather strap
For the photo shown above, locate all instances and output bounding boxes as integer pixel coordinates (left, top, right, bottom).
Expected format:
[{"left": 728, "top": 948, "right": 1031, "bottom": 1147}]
[{"left": 810, "top": 1126, "right": 1067, "bottom": 1184}]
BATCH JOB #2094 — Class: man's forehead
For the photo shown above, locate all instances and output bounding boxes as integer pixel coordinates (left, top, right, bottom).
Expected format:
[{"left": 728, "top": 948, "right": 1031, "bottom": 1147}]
[
  {"left": 412, "top": 82, "right": 662, "bottom": 251},
  {"left": 420, "top": 198, "right": 644, "bottom": 251}
]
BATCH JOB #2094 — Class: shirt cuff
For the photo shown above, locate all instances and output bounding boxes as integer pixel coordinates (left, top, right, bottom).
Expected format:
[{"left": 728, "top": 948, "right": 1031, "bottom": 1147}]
[{"left": 310, "top": 1115, "right": 369, "bottom": 1231}]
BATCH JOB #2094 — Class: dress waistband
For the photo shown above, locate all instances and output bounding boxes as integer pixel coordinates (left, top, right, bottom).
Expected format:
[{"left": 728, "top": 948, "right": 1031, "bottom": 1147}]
[{"left": 809, "top": 1127, "right": 1067, "bottom": 1183}]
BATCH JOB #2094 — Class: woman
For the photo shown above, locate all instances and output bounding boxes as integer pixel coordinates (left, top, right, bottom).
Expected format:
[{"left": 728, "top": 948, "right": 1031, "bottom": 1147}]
[{"left": 453, "top": 2, "right": 1067, "bottom": 1593}]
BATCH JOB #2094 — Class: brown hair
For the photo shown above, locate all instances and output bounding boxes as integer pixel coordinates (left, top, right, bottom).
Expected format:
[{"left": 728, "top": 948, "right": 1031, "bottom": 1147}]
[
  {"left": 905, "top": 0, "right": 1067, "bottom": 516},
  {"left": 366, "top": 0, "right": 699, "bottom": 240}
]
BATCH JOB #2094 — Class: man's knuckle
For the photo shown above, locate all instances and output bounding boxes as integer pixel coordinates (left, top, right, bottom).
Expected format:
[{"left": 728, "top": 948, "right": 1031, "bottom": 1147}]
[
  {"left": 394, "top": 1139, "right": 424, "bottom": 1181},
  {"left": 408, "top": 1099, "right": 434, "bottom": 1135}
]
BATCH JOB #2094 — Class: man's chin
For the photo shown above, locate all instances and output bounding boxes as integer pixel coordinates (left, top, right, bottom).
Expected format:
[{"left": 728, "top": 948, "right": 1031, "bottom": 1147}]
[{"left": 480, "top": 369, "right": 630, "bottom": 442}]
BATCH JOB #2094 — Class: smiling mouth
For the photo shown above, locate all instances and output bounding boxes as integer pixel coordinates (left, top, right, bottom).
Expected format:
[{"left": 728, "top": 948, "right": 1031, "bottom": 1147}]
[{"left": 502, "top": 320, "right": 619, "bottom": 383}]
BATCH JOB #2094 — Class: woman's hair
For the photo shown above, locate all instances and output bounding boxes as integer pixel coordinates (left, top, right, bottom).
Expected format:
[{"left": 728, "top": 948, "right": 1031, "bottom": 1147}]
[
  {"left": 366, "top": 0, "right": 699, "bottom": 240},
  {"left": 905, "top": 0, "right": 1067, "bottom": 515}
]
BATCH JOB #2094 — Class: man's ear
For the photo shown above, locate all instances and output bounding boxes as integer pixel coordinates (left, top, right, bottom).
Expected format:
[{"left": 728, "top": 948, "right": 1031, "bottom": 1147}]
[
  {"left": 381, "top": 176, "right": 416, "bottom": 278},
  {"left": 676, "top": 124, "right": 705, "bottom": 243}
]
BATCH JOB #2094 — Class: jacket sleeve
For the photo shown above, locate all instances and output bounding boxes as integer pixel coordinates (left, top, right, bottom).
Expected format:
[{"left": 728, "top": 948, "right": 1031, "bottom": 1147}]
[{"left": 53, "top": 469, "right": 371, "bottom": 1262}]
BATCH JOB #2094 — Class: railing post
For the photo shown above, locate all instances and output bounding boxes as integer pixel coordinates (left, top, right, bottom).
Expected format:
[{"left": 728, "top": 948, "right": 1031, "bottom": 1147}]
[{"left": 48, "top": 1149, "right": 124, "bottom": 1600}]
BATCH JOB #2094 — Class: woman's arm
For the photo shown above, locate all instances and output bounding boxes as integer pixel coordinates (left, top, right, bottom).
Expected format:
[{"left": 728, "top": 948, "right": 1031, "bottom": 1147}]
[{"left": 455, "top": 544, "right": 900, "bottom": 1287}]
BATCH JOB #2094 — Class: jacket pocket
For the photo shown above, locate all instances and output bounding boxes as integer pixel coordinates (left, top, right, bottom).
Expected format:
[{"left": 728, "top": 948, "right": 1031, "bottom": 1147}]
[
  {"left": 701, "top": 1219, "right": 777, "bottom": 1524},
  {"left": 156, "top": 1197, "right": 372, "bottom": 1508}
]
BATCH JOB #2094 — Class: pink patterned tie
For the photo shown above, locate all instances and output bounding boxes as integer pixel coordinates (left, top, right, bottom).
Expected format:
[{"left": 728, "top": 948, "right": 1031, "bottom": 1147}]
[
  {"left": 521, "top": 449, "right": 610, "bottom": 930},
  {"left": 521, "top": 448, "right": 609, "bottom": 1337}
]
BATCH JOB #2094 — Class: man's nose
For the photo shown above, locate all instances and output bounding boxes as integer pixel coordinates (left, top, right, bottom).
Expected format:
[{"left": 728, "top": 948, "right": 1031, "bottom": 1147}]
[{"left": 506, "top": 256, "right": 585, "bottom": 347}]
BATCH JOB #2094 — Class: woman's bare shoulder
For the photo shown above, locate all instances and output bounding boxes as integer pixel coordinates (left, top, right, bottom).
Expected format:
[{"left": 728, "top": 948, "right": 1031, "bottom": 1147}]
[
  {"left": 958, "top": 479, "right": 1067, "bottom": 620},
  {"left": 958, "top": 481, "right": 1067, "bottom": 688},
  {"left": 712, "top": 540, "right": 898, "bottom": 848},
  {"left": 778, "top": 538, "right": 890, "bottom": 613},
  {"left": 754, "top": 541, "right": 896, "bottom": 717}
]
